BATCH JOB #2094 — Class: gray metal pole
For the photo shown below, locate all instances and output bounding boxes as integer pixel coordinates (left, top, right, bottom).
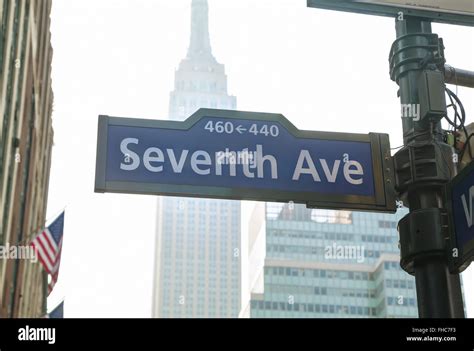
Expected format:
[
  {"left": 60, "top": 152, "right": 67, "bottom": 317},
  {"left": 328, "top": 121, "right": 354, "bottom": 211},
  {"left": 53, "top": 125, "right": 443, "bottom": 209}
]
[
  {"left": 392, "top": 18, "right": 465, "bottom": 318},
  {"left": 444, "top": 65, "right": 474, "bottom": 88}
]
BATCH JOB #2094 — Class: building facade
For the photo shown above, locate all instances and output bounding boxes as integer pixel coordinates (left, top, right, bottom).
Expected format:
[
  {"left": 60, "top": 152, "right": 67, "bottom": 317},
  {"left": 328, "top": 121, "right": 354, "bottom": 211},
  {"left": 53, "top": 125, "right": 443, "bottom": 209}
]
[
  {"left": 0, "top": 0, "right": 54, "bottom": 318},
  {"left": 152, "top": 0, "right": 241, "bottom": 318},
  {"left": 249, "top": 204, "right": 419, "bottom": 318},
  {"left": 239, "top": 201, "right": 266, "bottom": 318}
]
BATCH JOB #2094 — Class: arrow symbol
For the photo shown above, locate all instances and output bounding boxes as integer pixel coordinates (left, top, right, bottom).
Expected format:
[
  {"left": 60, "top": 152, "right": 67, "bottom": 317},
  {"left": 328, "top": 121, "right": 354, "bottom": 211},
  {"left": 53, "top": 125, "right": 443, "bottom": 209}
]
[{"left": 236, "top": 125, "right": 247, "bottom": 134}]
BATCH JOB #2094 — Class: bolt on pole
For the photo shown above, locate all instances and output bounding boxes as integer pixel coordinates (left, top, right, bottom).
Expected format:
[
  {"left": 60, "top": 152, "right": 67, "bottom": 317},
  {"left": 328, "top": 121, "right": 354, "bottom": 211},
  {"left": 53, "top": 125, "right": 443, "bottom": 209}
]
[{"left": 390, "top": 17, "right": 465, "bottom": 318}]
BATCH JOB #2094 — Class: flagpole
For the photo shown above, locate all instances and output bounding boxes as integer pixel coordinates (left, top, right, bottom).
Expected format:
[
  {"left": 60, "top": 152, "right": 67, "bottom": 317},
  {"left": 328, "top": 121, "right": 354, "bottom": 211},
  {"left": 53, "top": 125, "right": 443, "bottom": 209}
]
[{"left": 42, "top": 271, "right": 48, "bottom": 316}]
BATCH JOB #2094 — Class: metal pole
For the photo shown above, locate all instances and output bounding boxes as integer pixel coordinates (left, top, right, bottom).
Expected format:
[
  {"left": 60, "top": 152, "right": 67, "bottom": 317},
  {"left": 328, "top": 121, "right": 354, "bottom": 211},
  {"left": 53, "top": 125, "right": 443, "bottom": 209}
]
[
  {"left": 444, "top": 65, "right": 474, "bottom": 88},
  {"left": 391, "top": 18, "right": 465, "bottom": 318}
]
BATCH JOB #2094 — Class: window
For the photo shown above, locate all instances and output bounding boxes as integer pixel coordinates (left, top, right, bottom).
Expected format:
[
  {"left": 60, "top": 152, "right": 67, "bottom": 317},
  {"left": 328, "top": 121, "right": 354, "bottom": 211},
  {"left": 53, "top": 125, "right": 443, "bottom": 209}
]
[{"left": 378, "top": 220, "right": 397, "bottom": 229}]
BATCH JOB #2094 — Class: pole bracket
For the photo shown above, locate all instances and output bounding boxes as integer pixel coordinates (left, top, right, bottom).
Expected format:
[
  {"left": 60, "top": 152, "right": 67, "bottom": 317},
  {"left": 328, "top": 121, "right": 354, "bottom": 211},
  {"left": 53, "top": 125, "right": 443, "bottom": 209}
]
[
  {"left": 389, "top": 33, "right": 445, "bottom": 83},
  {"left": 398, "top": 208, "right": 450, "bottom": 275},
  {"left": 392, "top": 141, "right": 455, "bottom": 198}
]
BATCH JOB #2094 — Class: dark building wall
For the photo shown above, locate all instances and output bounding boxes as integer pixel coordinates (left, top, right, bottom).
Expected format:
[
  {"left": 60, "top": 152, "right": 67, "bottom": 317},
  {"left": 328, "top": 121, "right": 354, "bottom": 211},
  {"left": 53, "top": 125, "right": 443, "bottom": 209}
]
[{"left": 0, "top": 0, "right": 54, "bottom": 318}]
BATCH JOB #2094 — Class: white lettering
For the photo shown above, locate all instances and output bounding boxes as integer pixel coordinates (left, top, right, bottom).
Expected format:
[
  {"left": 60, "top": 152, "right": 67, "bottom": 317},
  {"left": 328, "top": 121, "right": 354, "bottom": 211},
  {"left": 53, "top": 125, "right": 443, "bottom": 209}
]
[
  {"left": 256, "top": 144, "right": 278, "bottom": 179},
  {"left": 18, "top": 326, "right": 55, "bottom": 345},
  {"left": 143, "top": 147, "right": 164, "bottom": 172},
  {"left": 320, "top": 159, "right": 341, "bottom": 183},
  {"left": 191, "top": 151, "right": 211, "bottom": 175},
  {"left": 117, "top": 139, "right": 368, "bottom": 188},
  {"left": 167, "top": 149, "right": 189, "bottom": 173},
  {"left": 343, "top": 160, "right": 364, "bottom": 185},
  {"left": 292, "top": 150, "right": 321, "bottom": 181},
  {"left": 120, "top": 138, "right": 140, "bottom": 170},
  {"left": 461, "top": 185, "right": 474, "bottom": 228}
]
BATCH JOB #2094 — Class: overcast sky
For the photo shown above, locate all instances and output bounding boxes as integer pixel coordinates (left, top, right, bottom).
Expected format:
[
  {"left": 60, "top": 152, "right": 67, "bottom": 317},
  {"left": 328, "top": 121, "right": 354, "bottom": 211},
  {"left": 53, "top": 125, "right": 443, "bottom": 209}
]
[{"left": 46, "top": 0, "right": 474, "bottom": 317}]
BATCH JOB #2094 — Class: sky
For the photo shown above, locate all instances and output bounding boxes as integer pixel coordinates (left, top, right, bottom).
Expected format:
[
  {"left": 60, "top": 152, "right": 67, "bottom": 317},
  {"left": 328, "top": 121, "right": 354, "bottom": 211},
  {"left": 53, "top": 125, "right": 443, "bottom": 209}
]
[{"left": 46, "top": 0, "right": 474, "bottom": 317}]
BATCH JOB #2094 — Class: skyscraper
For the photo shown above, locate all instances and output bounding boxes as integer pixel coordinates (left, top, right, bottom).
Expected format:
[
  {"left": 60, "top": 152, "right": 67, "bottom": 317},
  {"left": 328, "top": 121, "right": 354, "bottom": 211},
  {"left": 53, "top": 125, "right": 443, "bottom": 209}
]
[
  {"left": 0, "top": 0, "right": 55, "bottom": 317},
  {"left": 152, "top": 0, "right": 240, "bottom": 318},
  {"left": 248, "top": 204, "right": 420, "bottom": 318},
  {"left": 168, "top": 0, "right": 236, "bottom": 121}
]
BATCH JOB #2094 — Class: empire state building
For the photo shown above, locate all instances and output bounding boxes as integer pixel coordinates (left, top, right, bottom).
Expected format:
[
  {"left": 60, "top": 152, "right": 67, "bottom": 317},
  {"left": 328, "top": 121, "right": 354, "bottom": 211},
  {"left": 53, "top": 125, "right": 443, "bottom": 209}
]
[{"left": 152, "top": 0, "right": 240, "bottom": 317}]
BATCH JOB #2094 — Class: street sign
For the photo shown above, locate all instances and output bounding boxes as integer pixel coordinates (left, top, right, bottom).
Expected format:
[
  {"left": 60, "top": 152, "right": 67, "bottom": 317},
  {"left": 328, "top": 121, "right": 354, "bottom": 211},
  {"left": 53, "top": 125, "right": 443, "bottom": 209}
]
[
  {"left": 95, "top": 108, "right": 396, "bottom": 212},
  {"left": 307, "top": 0, "right": 474, "bottom": 27},
  {"left": 448, "top": 160, "right": 474, "bottom": 272}
]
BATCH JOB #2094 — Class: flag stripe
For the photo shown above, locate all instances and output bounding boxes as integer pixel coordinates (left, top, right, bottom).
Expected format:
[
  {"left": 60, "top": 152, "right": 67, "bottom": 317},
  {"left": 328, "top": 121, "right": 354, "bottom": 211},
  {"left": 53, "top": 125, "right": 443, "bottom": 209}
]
[
  {"left": 31, "top": 241, "right": 54, "bottom": 273},
  {"left": 31, "top": 211, "right": 65, "bottom": 296},
  {"left": 42, "top": 229, "right": 59, "bottom": 252},
  {"left": 35, "top": 234, "right": 56, "bottom": 262}
]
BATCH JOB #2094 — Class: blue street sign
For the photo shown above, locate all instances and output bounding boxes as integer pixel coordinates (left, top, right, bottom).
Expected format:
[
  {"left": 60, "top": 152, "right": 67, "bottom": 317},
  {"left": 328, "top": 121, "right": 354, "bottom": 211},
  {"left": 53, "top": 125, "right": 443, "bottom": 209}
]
[
  {"left": 448, "top": 160, "right": 474, "bottom": 272},
  {"left": 95, "top": 108, "right": 396, "bottom": 212},
  {"left": 307, "top": 0, "right": 474, "bottom": 27}
]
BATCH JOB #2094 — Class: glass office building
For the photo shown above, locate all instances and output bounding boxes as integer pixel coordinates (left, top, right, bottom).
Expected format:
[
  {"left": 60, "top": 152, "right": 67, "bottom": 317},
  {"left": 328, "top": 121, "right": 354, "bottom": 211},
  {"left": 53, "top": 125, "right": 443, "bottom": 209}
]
[{"left": 250, "top": 203, "right": 419, "bottom": 318}]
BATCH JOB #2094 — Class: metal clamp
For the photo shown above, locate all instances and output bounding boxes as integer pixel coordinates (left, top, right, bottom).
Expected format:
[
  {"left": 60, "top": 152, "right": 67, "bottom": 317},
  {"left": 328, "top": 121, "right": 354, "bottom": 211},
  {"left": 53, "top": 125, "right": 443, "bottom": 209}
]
[
  {"left": 389, "top": 33, "right": 445, "bottom": 83},
  {"left": 393, "top": 142, "right": 455, "bottom": 197},
  {"left": 398, "top": 208, "right": 450, "bottom": 275}
]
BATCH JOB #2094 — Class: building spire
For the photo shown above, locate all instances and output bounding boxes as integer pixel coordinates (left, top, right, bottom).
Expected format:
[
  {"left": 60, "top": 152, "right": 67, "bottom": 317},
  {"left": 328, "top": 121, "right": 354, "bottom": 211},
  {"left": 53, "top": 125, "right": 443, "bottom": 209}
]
[{"left": 187, "top": 0, "right": 214, "bottom": 59}]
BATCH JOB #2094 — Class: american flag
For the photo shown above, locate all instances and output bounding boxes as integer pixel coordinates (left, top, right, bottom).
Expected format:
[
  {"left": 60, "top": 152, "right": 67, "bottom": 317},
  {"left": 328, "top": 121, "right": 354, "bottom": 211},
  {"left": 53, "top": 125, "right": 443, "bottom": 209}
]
[
  {"left": 47, "top": 301, "right": 64, "bottom": 319},
  {"left": 31, "top": 211, "right": 65, "bottom": 295}
]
